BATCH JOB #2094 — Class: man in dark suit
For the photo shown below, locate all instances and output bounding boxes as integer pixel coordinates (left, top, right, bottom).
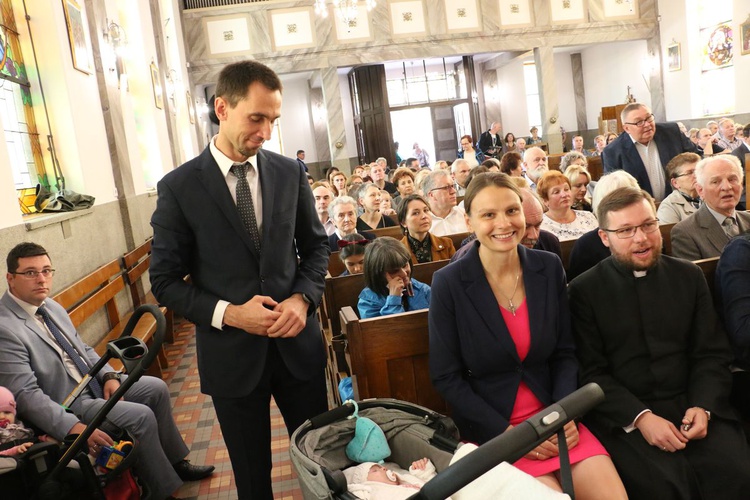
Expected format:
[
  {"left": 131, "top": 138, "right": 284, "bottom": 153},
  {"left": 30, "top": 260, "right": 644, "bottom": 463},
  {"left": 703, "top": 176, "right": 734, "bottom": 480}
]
[
  {"left": 601, "top": 103, "right": 698, "bottom": 201},
  {"left": 296, "top": 149, "right": 308, "bottom": 172},
  {"left": 569, "top": 187, "right": 750, "bottom": 499},
  {"left": 150, "top": 61, "right": 330, "bottom": 499},
  {"left": 477, "top": 121, "right": 502, "bottom": 158}
]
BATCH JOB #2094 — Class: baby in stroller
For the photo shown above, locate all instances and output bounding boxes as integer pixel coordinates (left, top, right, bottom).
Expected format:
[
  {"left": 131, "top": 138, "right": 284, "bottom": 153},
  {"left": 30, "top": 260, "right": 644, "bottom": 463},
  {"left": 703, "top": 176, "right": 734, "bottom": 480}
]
[
  {"left": 342, "top": 458, "right": 441, "bottom": 499},
  {"left": 0, "top": 386, "right": 55, "bottom": 457}
]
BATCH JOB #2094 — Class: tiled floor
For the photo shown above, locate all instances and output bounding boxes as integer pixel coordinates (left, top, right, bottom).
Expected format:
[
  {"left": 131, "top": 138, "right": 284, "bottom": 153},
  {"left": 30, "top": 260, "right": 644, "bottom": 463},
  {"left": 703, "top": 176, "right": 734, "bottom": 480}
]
[{"left": 164, "top": 319, "right": 305, "bottom": 500}]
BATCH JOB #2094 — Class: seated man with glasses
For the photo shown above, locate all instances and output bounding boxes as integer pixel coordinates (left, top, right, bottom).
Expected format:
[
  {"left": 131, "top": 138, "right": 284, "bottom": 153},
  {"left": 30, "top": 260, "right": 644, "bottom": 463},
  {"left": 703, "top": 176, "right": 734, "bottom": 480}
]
[
  {"left": 422, "top": 170, "right": 468, "bottom": 236},
  {"left": 568, "top": 187, "right": 750, "bottom": 499},
  {"left": 0, "top": 242, "right": 214, "bottom": 500},
  {"left": 656, "top": 152, "right": 702, "bottom": 225},
  {"left": 601, "top": 103, "right": 698, "bottom": 202}
]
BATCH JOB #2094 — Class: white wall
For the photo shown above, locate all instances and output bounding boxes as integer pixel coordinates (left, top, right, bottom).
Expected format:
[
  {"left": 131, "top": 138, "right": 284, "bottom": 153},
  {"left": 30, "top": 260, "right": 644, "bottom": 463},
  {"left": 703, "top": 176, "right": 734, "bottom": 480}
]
[
  {"left": 496, "top": 58, "right": 530, "bottom": 140},
  {"left": 279, "top": 78, "right": 317, "bottom": 161},
  {"left": 554, "top": 53, "right": 577, "bottom": 133},
  {"left": 581, "top": 40, "right": 652, "bottom": 127}
]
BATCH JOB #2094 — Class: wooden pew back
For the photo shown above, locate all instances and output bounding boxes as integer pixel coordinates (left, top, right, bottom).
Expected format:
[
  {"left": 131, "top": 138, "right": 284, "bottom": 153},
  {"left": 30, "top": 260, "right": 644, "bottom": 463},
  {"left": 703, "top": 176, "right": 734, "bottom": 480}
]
[
  {"left": 694, "top": 256, "right": 720, "bottom": 297},
  {"left": 341, "top": 306, "right": 448, "bottom": 413}
]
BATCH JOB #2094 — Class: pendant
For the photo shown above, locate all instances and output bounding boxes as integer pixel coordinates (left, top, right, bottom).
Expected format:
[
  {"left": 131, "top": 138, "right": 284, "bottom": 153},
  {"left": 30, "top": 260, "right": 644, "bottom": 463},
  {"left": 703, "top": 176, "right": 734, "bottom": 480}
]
[{"left": 508, "top": 299, "right": 516, "bottom": 316}]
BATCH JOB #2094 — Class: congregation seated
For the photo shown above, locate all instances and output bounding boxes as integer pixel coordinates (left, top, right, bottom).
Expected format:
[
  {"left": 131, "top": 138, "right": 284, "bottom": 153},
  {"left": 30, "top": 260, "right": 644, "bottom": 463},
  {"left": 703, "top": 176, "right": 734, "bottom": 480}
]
[
  {"left": 423, "top": 170, "right": 468, "bottom": 236},
  {"left": 391, "top": 167, "right": 416, "bottom": 209},
  {"left": 312, "top": 182, "right": 336, "bottom": 236},
  {"left": 330, "top": 171, "right": 348, "bottom": 197},
  {"left": 656, "top": 153, "right": 701, "bottom": 225},
  {"left": 337, "top": 233, "right": 369, "bottom": 276},
  {"left": 671, "top": 155, "right": 749, "bottom": 260},
  {"left": 522, "top": 147, "right": 549, "bottom": 191},
  {"left": 564, "top": 164, "right": 593, "bottom": 212},
  {"left": 451, "top": 158, "right": 472, "bottom": 196},
  {"left": 568, "top": 187, "right": 750, "bottom": 499},
  {"left": 356, "top": 183, "right": 399, "bottom": 231},
  {"left": 397, "top": 194, "right": 456, "bottom": 264},
  {"left": 328, "top": 196, "right": 375, "bottom": 251},
  {"left": 357, "top": 237, "right": 430, "bottom": 319},
  {"left": 538, "top": 170, "right": 598, "bottom": 241},
  {"left": 429, "top": 173, "right": 627, "bottom": 497},
  {"left": 567, "top": 171, "right": 639, "bottom": 281},
  {"left": 560, "top": 151, "right": 588, "bottom": 172},
  {"left": 499, "top": 151, "right": 524, "bottom": 177}
]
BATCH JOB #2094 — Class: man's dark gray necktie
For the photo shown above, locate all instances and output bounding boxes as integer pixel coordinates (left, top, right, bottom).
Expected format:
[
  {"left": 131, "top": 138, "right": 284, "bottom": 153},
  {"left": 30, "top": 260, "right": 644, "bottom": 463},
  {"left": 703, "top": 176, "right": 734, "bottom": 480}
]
[
  {"left": 37, "top": 305, "right": 103, "bottom": 399},
  {"left": 231, "top": 162, "right": 262, "bottom": 253}
]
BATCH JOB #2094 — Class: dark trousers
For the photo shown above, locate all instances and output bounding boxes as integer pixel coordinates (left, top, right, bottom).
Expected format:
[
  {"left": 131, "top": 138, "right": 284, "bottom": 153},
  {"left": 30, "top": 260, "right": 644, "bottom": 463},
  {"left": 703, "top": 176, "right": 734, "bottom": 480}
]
[{"left": 212, "top": 341, "right": 328, "bottom": 500}]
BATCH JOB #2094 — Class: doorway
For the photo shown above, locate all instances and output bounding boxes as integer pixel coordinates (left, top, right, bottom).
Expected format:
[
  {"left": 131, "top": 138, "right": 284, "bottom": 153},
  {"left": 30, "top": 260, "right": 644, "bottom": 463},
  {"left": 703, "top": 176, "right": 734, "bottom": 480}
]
[{"left": 390, "top": 107, "right": 435, "bottom": 168}]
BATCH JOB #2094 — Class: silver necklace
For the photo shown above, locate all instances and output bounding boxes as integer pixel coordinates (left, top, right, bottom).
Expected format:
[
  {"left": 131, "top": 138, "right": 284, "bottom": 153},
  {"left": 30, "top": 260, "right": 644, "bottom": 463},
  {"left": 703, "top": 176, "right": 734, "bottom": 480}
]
[{"left": 499, "top": 266, "right": 521, "bottom": 316}]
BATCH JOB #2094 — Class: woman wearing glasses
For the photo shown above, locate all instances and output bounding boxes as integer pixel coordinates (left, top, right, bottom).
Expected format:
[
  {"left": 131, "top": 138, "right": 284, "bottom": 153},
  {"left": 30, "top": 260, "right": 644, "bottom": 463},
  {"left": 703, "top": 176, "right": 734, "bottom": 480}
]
[
  {"left": 656, "top": 153, "right": 701, "bottom": 225},
  {"left": 538, "top": 171, "right": 598, "bottom": 241},
  {"left": 429, "top": 173, "right": 626, "bottom": 498}
]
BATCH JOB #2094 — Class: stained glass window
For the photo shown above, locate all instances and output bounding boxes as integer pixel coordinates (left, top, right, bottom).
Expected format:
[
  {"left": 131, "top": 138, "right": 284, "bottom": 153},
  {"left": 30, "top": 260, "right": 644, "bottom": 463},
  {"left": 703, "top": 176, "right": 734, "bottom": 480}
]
[{"left": 0, "top": 0, "right": 47, "bottom": 205}]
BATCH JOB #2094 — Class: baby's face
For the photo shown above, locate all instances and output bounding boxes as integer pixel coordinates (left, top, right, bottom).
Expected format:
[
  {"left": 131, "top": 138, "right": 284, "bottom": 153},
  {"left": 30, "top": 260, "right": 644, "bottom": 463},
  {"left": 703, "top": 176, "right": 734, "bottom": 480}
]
[
  {"left": 0, "top": 410, "right": 15, "bottom": 428},
  {"left": 367, "top": 464, "right": 399, "bottom": 485}
]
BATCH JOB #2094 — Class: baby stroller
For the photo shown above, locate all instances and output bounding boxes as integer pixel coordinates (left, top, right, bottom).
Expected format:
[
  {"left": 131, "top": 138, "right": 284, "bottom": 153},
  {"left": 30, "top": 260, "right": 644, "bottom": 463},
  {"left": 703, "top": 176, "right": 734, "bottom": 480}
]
[
  {"left": 0, "top": 304, "right": 166, "bottom": 500},
  {"left": 291, "top": 383, "right": 604, "bottom": 500}
]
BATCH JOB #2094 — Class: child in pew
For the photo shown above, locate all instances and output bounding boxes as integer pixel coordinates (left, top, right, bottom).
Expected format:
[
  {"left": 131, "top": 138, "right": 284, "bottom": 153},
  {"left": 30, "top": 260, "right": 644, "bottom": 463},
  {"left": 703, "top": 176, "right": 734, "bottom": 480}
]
[
  {"left": 337, "top": 233, "right": 370, "bottom": 276},
  {"left": 357, "top": 237, "right": 430, "bottom": 318},
  {"left": 0, "top": 386, "right": 55, "bottom": 456}
]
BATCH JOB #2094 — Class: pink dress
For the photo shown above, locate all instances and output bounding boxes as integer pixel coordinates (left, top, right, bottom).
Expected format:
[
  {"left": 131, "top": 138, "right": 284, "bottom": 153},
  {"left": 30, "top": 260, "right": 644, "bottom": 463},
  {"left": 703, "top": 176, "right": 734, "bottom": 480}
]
[{"left": 501, "top": 300, "right": 608, "bottom": 477}]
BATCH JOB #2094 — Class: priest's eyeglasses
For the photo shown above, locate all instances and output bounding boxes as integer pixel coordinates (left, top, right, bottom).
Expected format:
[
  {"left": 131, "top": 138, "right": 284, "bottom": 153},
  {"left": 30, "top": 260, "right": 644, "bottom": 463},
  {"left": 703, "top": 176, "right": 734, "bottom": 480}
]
[
  {"left": 601, "top": 219, "right": 660, "bottom": 239},
  {"left": 12, "top": 269, "right": 56, "bottom": 279}
]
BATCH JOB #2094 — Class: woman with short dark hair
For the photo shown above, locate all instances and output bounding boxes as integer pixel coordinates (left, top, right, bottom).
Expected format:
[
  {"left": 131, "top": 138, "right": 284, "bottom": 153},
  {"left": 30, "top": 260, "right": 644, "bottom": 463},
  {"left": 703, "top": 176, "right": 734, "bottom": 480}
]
[{"left": 397, "top": 194, "right": 455, "bottom": 264}]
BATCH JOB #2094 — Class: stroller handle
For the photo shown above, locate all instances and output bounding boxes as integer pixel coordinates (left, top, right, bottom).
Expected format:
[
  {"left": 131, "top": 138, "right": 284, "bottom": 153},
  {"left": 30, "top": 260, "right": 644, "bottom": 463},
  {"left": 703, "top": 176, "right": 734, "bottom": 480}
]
[
  {"left": 46, "top": 304, "right": 167, "bottom": 483},
  {"left": 407, "top": 383, "right": 605, "bottom": 500}
]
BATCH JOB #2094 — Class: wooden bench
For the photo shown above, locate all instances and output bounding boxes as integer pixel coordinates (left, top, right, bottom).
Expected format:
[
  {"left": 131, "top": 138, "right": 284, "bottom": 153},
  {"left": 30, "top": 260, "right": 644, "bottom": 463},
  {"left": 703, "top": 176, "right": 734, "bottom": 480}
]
[
  {"left": 52, "top": 259, "right": 164, "bottom": 378},
  {"left": 694, "top": 256, "right": 720, "bottom": 298},
  {"left": 340, "top": 306, "right": 448, "bottom": 414},
  {"left": 122, "top": 238, "right": 173, "bottom": 345}
]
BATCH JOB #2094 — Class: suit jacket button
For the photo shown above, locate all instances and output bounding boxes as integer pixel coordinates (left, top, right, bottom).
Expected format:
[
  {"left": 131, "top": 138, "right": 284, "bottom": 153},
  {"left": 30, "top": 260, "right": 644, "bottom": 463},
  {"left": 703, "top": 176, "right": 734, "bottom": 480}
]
[{"left": 260, "top": 276, "right": 265, "bottom": 283}]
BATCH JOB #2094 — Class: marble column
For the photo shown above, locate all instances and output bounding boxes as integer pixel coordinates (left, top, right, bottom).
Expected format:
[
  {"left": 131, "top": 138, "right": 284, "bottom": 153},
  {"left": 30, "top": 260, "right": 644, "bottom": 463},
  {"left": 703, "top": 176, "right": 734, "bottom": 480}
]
[
  {"left": 534, "top": 45, "right": 562, "bottom": 154},
  {"left": 647, "top": 31, "right": 666, "bottom": 122},
  {"left": 310, "top": 86, "right": 332, "bottom": 179},
  {"left": 320, "top": 67, "right": 350, "bottom": 171},
  {"left": 570, "top": 53, "right": 587, "bottom": 133}
]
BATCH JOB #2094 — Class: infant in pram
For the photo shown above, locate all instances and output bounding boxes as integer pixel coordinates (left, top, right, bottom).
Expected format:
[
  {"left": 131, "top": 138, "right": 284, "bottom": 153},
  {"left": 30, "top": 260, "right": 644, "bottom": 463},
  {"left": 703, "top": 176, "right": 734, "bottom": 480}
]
[
  {"left": 342, "top": 457, "right": 442, "bottom": 499},
  {"left": 0, "top": 386, "right": 55, "bottom": 457}
]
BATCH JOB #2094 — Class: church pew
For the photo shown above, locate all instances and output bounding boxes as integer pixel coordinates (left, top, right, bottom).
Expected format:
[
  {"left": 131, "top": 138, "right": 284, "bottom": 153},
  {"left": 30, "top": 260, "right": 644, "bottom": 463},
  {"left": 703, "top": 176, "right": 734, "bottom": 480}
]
[
  {"left": 369, "top": 226, "right": 404, "bottom": 239},
  {"left": 340, "top": 306, "right": 449, "bottom": 414},
  {"left": 660, "top": 222, "right": 676, "bottom": 256},
  {"left": 693, "top": 256, "right": 720, "bottom": 298}
]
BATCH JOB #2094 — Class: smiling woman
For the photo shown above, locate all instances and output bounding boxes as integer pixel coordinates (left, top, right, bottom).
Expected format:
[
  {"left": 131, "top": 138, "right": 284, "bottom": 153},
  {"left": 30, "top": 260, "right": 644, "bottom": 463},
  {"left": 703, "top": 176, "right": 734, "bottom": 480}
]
[{"left": 538, "top": 171, "right": 598, "bottom": 241}]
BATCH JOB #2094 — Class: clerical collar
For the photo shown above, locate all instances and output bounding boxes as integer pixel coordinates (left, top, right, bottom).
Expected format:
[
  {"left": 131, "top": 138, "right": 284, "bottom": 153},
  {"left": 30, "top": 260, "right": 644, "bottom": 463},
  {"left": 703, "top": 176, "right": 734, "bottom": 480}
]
[{"left": 633, "top": 270, "right": 648, "bottom": 278}]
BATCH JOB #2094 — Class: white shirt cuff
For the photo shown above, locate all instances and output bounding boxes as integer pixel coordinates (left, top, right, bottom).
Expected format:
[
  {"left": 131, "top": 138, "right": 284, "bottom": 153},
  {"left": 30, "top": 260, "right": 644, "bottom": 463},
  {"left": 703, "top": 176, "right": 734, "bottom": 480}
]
[
  {"left": 212, "top": 300, "right": 230, "bottom": 330},
  {"left": 624, "top": 409, "right": 651, "bottom": 433}
]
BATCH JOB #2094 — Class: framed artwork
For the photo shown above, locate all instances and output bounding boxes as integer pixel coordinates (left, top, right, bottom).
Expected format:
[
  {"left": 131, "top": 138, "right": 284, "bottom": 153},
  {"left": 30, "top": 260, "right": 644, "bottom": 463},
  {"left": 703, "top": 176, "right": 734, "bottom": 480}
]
[
  {"left": 203, "top": 14, "right": 252, "bottom": 57},
  {"left": 62, "top": 0, "right": 92, "bottom": 74},
  {"left": 187, "top": 91, "right": 195, "bottom": 124},
  {"left": 269, "top": 8, "right": 316, "bottom": 51},
  {"left": 740, "top": 19, "right": 750, "bottom": 56},
  {"left": 389, "top": 0, "right": 427, "bottom": 38},
  {"left": 444, "top": 0, "right": 481, "bottom": 33},
  {"left": 151, "top": 62, "right": 163, "bottom": 109},
  {"left": 549, "top": 0, "right": 587, "bottom": 25},
  {"left": 332, "top": 3, "right": 374, "bottom": 43},
  {"left": 498, "top": 0, "right": 533, "bottom": 28},
  {"left": 667, "top": 42, "right": 681, "bottom": 72},
  {"left": 601, "top": 0, "right": 638, "bottom": 20}
]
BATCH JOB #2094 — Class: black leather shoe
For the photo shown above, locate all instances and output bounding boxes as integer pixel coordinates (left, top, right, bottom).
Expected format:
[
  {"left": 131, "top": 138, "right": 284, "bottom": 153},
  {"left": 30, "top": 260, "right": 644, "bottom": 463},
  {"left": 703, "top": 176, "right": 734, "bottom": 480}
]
[{"left": 173, "top": 459, "right": 215, "bottom": 481}]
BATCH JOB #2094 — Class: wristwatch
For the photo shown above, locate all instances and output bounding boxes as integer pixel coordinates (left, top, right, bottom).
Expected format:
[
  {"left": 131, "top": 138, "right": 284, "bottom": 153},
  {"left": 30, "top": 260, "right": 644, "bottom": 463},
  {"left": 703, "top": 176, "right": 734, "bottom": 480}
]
[{"left": 102, "top": 372, "right": 122, "bottom": 383}]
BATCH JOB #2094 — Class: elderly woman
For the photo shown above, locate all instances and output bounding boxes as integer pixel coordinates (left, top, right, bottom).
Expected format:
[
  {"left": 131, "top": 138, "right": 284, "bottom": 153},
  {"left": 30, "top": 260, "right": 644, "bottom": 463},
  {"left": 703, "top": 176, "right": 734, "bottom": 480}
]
[
  {"left": 357, "top": 237, "right": 431, "bottom": 319},
  {"left": 391, "top": 167, "right": 416, "bottom": 208},
  {"left": 398, "top": 194, "right": 456, "bottom": 264},
  {"left": 458, "top": 135, "right": 484, "bottom": 167},
  {"left": 337, "top": 233, "right": 369, "bottom": 276},
  {"left": 564, "top": 165, "right": 593, "bottom": 212},
  {"left": 356, "top": 182, "right": 399, "bottom": 231},
  {"left": 499, "top": 152, "right": 524, "bottom": 177},
  {"left": 559, "top": 151, "right": 587, "bottom": 172},
  {"left": 429, "top": 173, "right": 626, "bottom": 498},
  {"left": 538, "top": 171, "right": 598, "bottom": 241}
]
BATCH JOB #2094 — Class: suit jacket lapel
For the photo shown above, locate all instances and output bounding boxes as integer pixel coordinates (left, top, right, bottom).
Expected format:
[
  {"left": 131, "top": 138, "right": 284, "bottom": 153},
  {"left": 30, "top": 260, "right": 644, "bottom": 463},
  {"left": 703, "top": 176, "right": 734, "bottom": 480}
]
[
  {"left": 697, "top": 206, "right": 728, "bottom": 254},
  {"left": 461, "top": 244, "right": 521, "bottom": 363},
  {"left": 1, "top": 293, "right": 65, "bottom": 361},
  {"left": 621, "top": 139, "right": 653, "bottom": 194},
  {"left": 258, "top": 149, "right": 276, "bottom": 253},
  {"left": 197, "top": 148, "right": 260, "bottom": 257}
]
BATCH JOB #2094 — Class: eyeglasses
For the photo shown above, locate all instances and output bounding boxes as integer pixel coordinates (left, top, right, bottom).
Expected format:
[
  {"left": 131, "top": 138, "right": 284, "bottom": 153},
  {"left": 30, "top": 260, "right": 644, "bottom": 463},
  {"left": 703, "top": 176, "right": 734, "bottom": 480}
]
[
  {"left": 673, "top": 169, "right": 696, "bottom": 179},
  {"left": 624, "top": 114, "right": 655, "bottom": 128},
  {"left": 601, "top": 219, "right": 660, "bottom": 239},
  {"left": 12, "top": 269, "right": 55, "bottom": 279},
  {"left": 430, "top": 185, "right": 457, "bottom": 194}
]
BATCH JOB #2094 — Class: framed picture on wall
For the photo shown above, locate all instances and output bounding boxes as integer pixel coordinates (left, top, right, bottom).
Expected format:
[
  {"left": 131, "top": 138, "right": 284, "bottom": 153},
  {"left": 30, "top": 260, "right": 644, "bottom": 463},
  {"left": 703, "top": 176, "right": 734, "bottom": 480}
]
[
  {"left": 151, "top": 62, "right": 164, "bottom": 109},
  {"left": 62, "top": 0, "right": 92, "bottom": 74},
  {"left": 741, "top": 19, "right": 750, "bottom": 56},
  {"left": 667, "top": 42, "right": 681, "bottom": 71}
]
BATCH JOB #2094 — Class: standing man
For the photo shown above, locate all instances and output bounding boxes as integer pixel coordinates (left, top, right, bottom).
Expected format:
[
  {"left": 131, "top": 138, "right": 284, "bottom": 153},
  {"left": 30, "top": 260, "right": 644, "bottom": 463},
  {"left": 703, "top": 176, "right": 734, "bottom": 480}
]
[
  {"left": 478, "top": 122, "right": 502, "bottom": 158},
  {"left": 569, "top": 187, "right": 750, "bottom": 499},
  {"left": 413, "top": 143, "right": 430, "bottom": 168},
  {"left": 601, "top": 103, "right": 698, "bottom": 201},
  {"left": 150, "top": 61, "right": 330, "bottom": 499},
  {"left": 296, "top": 150, "right": 308, "bottom": 172}
]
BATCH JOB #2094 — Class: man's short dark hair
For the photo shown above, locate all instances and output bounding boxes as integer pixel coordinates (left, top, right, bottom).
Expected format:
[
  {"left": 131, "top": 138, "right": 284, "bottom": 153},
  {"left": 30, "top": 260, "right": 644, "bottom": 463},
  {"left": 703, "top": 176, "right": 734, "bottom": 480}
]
[
  {"left": 596, "top": 187, "right": 656, "bottom": 230},
  {"left": 666, "top": 152, "right": 701, "bottom": 179},
  {"left": 215, "top": 61, "right": 283, "bottom": 108},
  {"left": 7, "top": 242, "right": 49, "bottom": 273},
  {"left": 405, "top": 157, "right": 419, "bottom": 169},
  {"left": 397, "top": 193, "right": 430, "bottom": 230},
  {"left": 297, "top": 150, "right": 305, "bottom": 155},
  {"left": 363, "top": 237, "right": 412, "bottom": 296}
]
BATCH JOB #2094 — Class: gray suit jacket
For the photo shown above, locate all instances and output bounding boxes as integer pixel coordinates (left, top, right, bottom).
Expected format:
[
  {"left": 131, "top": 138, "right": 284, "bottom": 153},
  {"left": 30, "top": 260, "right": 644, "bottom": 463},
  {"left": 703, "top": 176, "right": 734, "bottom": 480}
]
[
  {"left": 0, "top": 292, "right": 113, "bottom": 440},
  {"left": 671, "top": 205, "right": 750, "bottom": 260}
]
